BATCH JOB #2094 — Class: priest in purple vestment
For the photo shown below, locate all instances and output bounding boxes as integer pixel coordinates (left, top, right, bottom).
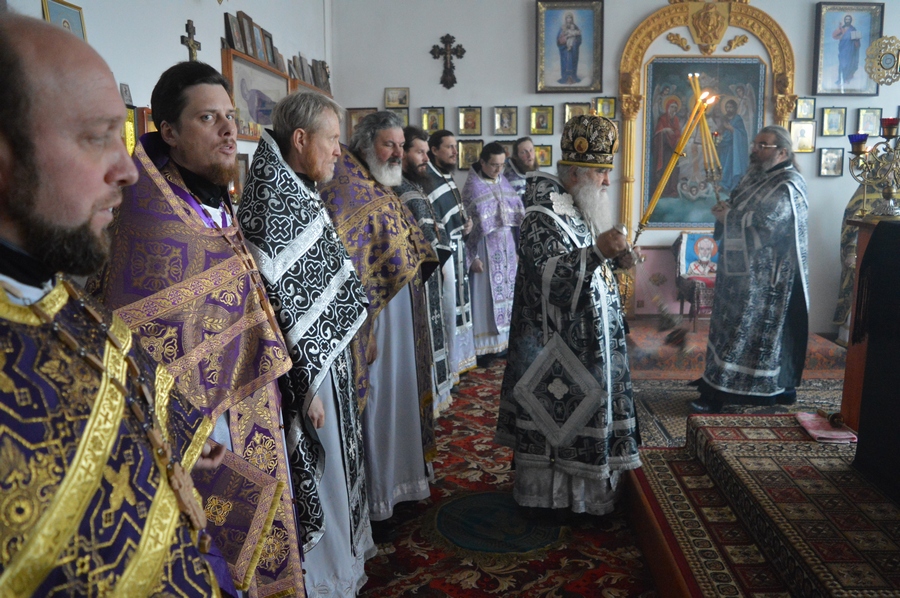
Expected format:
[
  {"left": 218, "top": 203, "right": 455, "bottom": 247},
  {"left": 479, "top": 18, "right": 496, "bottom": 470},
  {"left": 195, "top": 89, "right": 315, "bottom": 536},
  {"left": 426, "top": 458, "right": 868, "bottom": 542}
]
[
  {"left": 319, "top": 111, "right": 438, "bottom": 524},
  {"left": 89, "top": 62, "right": 303, "bottom": 595},
  {"left": 461, "top": 142, "right": 524, "bottom": 365}
]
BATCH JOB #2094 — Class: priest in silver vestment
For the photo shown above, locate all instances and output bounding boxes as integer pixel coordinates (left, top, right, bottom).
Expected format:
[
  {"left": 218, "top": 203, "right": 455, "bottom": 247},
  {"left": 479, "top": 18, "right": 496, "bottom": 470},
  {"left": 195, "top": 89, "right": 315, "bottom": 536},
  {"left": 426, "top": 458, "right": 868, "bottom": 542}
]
[
  {"left": 690, "top": 125, "right": 810, "bottom": 413},
  {"left": 496, "top": 115, "right": 641, "bottom": 516}
]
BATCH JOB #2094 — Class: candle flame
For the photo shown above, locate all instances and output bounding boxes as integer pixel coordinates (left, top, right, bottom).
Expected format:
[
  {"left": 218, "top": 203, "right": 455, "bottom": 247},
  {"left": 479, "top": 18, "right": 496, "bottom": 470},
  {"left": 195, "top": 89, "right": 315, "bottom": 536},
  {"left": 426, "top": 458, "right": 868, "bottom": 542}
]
[
  {"left": 699, "top": 91, "right": 710, "bottom": 100},
  {"left": 705, "top": 96, "right": 717, "bottom": 105}
]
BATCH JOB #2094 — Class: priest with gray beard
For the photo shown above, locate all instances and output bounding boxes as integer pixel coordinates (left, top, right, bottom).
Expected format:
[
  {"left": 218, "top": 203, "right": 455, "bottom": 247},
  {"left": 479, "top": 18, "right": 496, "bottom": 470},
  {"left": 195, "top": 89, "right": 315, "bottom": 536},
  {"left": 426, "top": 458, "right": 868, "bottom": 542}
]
[
  {"left": 319, "top": 111, "right": 439, "bottom": 529},
  {"left": 496, "top": 115, "right": 642, "bottom": 519}
]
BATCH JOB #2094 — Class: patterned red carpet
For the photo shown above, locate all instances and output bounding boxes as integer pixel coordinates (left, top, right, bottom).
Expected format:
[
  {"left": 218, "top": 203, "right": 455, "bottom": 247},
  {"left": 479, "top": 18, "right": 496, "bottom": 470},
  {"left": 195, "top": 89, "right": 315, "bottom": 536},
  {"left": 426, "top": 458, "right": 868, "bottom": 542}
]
[
  {"left": 638, "top": 415, "right": 900, "bottom": 596},
  {"left": 627, "top": 318, "right": 846, "bottom": 380},
  {"left": 360, "top": 361, "right": 656, "bottom": 597}
]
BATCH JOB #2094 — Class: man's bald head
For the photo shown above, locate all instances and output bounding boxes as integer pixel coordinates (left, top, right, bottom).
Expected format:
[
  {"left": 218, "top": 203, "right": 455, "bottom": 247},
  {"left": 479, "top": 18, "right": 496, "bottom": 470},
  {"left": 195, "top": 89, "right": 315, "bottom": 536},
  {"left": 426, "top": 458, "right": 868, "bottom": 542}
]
[{"left": 0, "top": 13, "right": 137, "bottom": 275}]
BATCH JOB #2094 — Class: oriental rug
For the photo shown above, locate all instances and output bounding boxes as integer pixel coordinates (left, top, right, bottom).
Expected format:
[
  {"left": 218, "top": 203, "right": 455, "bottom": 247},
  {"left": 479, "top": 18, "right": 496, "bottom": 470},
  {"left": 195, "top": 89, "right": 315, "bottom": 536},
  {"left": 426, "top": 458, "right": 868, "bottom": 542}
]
[
  {"left": 638, "top": 414, "right": 900, "bottom": 597},
  {"left": 627, "top": 318, "right": 846, "bottom": 381},
  {"left": 360, "top": 360, "right": 656, "bottom": 597},
  {"left": 635, "top": 378, "right": 843, "bottom": 448}
]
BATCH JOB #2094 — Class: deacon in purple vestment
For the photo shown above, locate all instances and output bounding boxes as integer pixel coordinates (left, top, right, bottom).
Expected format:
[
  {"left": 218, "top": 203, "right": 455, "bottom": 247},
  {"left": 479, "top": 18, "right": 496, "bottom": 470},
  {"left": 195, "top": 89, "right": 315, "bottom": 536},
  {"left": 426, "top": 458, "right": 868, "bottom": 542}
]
[
  {"left": 0, "top": 17, "right": 222, "bottom": 595},
  {"left": 462, "top": 142, "right": 524, "bottom": 361}
]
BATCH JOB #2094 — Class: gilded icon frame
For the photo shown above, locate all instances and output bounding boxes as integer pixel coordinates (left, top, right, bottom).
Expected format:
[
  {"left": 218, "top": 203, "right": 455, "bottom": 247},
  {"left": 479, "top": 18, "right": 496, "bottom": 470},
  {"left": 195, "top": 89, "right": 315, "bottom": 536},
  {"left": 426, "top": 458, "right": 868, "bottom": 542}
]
[{"left": 536, "top": 0, "right": 603, "bottom": 93}]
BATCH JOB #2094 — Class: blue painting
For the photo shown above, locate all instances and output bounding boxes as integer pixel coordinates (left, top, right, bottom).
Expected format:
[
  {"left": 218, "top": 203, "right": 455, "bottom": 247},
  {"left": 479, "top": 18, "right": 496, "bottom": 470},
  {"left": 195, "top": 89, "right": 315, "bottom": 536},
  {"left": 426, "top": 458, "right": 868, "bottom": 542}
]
[
  {"left": 643, "top": 57, "right": 766, "bottom": 229},
  {"left": 677, "top": 233, "right": 719, "bottom": 278},
  {"left": 537, "top": 1, "right": 603, "bottom": 93},
  {"left": 44, "top": 0, "right": 86, "bottom": 42},
  {"left": 814, "top": 3, "right": 883, "bottom": 96}
]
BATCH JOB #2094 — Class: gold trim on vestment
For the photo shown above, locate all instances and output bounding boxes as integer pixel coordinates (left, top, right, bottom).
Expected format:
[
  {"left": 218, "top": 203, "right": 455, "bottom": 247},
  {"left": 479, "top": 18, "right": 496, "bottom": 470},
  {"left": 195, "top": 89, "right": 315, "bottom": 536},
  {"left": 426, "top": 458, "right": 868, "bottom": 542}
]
[
  {"left": 154, "top": 361, "right": 175, "bottom": 445},
  {"left": 0, "top": 312, "right": 132, "bottom": 597},
  {"left": 110, "top": 473, "right": 184, "bottom": 598},
  {"left": 113, "top": 376, "right": 214, "bottom": 596},
  {"left": 0, "top": 282, "right": 68, "bottom": 325},
  {"left": 557, "top": 159, "right": 614, "bottom": 170}
]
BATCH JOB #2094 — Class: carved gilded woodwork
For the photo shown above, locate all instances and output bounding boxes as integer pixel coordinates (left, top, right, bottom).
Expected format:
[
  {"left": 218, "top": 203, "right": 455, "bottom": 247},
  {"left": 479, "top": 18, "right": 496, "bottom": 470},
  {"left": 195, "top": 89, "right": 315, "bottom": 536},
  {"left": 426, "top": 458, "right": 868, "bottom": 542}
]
[
  {"left": 666, "top": 33, "right": 691, "bottom": 52},
  {"left": 724, "top": 34, "right": 749, "bottom": 52},
  {"left": 617, "top": 0, "right": 795, "bottom": 244}
]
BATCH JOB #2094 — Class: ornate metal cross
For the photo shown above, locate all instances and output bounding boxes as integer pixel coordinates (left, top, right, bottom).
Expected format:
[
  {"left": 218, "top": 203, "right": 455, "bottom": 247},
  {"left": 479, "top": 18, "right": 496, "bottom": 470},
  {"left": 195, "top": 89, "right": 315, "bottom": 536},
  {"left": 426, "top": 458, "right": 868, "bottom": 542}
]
[
  {"left": 181, "top": 20, "right": 201, "bottom": 62},
  {"left": 430, "top": 34, "right": 465, "bottom": 89}
]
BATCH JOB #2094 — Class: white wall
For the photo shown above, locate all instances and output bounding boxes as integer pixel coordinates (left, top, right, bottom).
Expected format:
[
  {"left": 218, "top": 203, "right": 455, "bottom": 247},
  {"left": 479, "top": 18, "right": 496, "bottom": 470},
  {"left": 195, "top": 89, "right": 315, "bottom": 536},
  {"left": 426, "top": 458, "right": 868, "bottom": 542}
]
[
  {"left": 8, "top": 0, "right": 332, "bottom": 159},
  {"left": 8, "top": 0, "right": 899, "bottom": 333},
  {"left": 332, "top": 0, "right": 900, "bottom": 334}
]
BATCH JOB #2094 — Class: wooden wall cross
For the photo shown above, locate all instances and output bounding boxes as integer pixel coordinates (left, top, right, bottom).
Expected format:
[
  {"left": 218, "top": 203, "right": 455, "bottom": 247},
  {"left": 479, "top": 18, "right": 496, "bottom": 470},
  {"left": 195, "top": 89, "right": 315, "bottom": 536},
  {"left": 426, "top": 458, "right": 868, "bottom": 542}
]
[
  {"left": 181, "top": 19, "right": 201, "bottom": 62},
  {"left": 430, "top": 34, "right": 465, "bottom": 89}
]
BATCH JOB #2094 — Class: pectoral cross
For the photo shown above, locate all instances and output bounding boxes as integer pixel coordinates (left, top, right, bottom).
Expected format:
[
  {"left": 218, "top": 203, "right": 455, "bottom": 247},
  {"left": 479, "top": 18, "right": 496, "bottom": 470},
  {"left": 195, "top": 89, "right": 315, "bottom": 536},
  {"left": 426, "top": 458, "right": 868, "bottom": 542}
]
[
  {"left": 430, "top": 34, "right": 465, "bottom": 89},
  {"left": 181, "top": 20, "right": 201, "bottom": 62}
]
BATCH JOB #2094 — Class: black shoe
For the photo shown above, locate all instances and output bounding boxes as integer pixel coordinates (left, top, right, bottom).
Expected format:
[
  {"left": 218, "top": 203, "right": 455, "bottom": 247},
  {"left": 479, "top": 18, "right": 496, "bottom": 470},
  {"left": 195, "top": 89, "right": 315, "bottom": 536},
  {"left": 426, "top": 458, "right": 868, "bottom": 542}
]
[
  {"left": 689, "top": 397, "right": 723, "bottom": 414},
  {"left": 687, "top": 377, "right": 703, "bottom": 387},
  {"left": 369, "top": 519, "right": 399, "bottom": 544},
  {"left": 476, "top": 355, "right": 493, "bottom": 368},
  {"left": 775, "top": 389, "right": 797, "bottom": 405}
]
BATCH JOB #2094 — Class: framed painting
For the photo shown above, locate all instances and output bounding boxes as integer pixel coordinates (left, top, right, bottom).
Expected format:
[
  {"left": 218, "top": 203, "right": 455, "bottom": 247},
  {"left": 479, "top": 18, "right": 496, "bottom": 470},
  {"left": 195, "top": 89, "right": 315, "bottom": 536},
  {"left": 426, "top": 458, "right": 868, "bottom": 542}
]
[
  {"left": 642, "top": 56, "right": 766, "bottom": 229},
  {"left": 536, "top": 0, "right": 603, "bottom": 93},
  {"left": 236, "top": 12, "right": 255, "bottom": 59},
  {"left": 346, "top": 108, "right": 377, "bottom": 139},
  {"left": 386, "top": 107, "right": 409, "bottom": 127},
  {"left": 458, "top": 140, "right": 483, "bottom": 170},
  {"left": 224, "top": 13, "right": 245, "bottom": 54},
  {"left": 384, "top": 87, "right": 409, "bottom": 108},
  {"left": 535, "top": 144, "right": 553, "bottom": 167},
  {"left": 121, "top": 107, "right": 136, "bottom": 156},
  {"left": 813, "top": 2, "right": 884, "bottom": 96},
  {"left": 790, "top": 120, "right": 816, "bottom": 153},
  {"left": 530, "top": 105, "right": 554, "bottom": 135},
  {"left": 421, "top": 107, "right": 445, "bottom": 134},
  {"left": 822, "top": 107, "right": 846, "bottom": 136},
  {"left": 136, "top": 107, "right": 156, "bottom": 137},
  {"left": 858, "top": 107, "right": 882, "bottom": 135},
  {"left": 795, "top": 97, "right": 816, "bottom": 119},
  {"left": 221, "top": 48, "right": 294, "bottom": 141},
  {"left": 819, "top": 148, "right": 844, "bottom": 177},
  {"left": 233, "top": 153, "right": 250, "bottom": 203},
  {"left": 593, "top": 97, "right": 615, "bottom": 118},
  {"left": 252, "top": 23, "right": 267, "bottom": 63},
  {"left": 262, "top": 30, "right": 276, "bottom": 68},
  {"left": 498, "top": 141, "right": 514, "bottom": 157},
  {"left": 494, "top": 106, "right": 518, "bottom": 135},
  {"left": 458, "top": 106, "right": 482, "bottom": 136},
  {"left": 42, "top": 0, "right": 86, "bottom": 41},
  {"left": 564, "top": 102, "right": 591, "bottom": 123}
]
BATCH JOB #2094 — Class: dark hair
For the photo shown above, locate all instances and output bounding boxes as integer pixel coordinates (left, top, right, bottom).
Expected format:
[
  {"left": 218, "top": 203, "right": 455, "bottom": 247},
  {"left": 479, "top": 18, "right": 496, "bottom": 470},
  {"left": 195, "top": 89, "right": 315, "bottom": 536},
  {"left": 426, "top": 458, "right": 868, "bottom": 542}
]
[
  {"left": 511, "top": 136, "right": 533, "bottom": 158},
  {"left": 480, "top": 142, "right": 506, "bottom": 163},
  {"left": 428, "top": 130, "right": 455, "bottom": 153},
  {"left": 150, "top": 62, "right": 231, "bottom": 130},
  {"left": 402, "top": 125, "right": 428, "bottom": 151},
  {"left": 0, "top": 16, "right": 37, "bottom": 199}
]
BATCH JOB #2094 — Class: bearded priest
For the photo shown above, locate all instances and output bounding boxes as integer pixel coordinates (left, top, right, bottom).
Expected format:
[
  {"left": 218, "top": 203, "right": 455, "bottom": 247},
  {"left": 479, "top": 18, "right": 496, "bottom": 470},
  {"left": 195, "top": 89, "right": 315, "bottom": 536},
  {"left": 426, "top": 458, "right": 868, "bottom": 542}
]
[{"left": 496, "top": 115, "right": 642, "bottom": 518}]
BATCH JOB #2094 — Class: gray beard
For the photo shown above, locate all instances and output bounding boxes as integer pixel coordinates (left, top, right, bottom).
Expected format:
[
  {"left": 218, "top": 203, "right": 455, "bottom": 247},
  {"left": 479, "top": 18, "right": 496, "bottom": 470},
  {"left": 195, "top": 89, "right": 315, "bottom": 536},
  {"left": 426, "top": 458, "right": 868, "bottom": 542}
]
[
  {"left": 364, "top": 147, "right": 403, "bottom": 187},
  {"left": 572, "top": 183, "right": 614, "bottom": 237}
]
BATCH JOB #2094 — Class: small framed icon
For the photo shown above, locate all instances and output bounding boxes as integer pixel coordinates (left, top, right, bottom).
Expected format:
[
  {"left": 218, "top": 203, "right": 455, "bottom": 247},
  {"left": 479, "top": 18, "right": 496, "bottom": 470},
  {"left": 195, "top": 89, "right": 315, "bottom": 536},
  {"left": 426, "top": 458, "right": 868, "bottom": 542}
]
[{"left": 821, "top": 107, "right": 846, "bottom": 136}]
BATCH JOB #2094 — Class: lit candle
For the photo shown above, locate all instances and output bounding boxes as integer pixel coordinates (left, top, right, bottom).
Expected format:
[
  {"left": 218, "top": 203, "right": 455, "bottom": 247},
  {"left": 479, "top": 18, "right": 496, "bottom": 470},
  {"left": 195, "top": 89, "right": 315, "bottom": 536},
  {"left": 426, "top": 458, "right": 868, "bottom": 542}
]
[{"left": 643, "top": 96, "right": 712, "bottom": 227}]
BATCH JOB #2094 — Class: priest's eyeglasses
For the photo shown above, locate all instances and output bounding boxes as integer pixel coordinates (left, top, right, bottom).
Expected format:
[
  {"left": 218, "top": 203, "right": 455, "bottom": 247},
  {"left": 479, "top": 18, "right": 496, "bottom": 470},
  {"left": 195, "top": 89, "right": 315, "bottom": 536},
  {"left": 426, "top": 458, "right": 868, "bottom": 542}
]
[{"left": 750, "top": 142, "right": 779, "bottom": 150}]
